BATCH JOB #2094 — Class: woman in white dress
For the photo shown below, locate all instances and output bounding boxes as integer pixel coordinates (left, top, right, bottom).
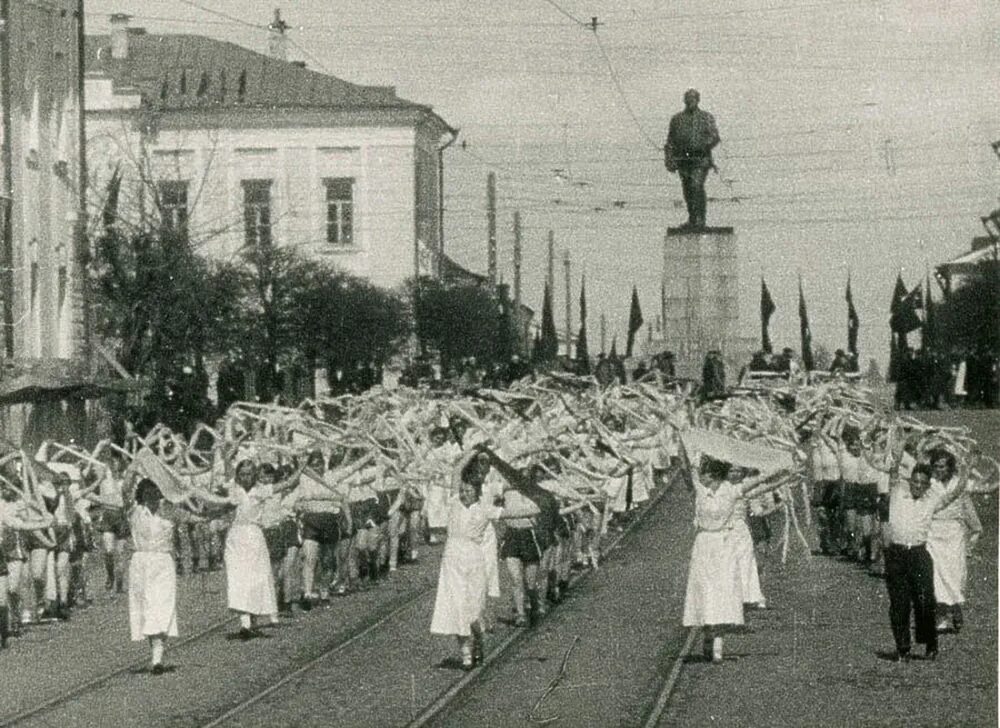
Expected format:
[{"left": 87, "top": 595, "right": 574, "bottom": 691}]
[
  {"left": 726, "top": 466, "right": 766, "bottom": 609},
  {"left": 430, "top": 447, "right": 537, "bottom": 670},
  {"left": 193, "top": 460, "right": 295, "bottom": 639},
  {"left": 926, "top": 449, "right": 981, "bottom": 632},
  {"left": 128, "top": 479, "right": 177, "bottom": 674},
  {"left": 682, "top": 455, "right": 784, "bottom": 663}
]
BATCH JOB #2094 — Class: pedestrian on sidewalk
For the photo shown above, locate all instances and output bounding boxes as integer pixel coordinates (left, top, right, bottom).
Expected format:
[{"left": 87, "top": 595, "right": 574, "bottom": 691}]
[
  {"left": 128, "top": 479, "right": 178, "bottom": 674},
  {"left": 883, "top": 462, "right": 967, "bottom": 661}
]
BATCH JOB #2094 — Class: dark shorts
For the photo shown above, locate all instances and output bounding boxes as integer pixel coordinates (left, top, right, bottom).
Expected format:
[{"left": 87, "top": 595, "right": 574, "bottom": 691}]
[
  {"left": 300, "top": 512, "right": 341, "bottom": 546},
  {"left": 842, "top": 482, "right": 878, "bottom": 513},
  {"left": 351, "top": 497, "right": 389, "bottom": 529},
  {"left": 812, "top": 480, "right": 840, "bottom": 509},
  {"left": 2, "top": 529, "right": 24, "bottom": 562},
  {"left": 749, "top": 514, "right": 772, "bottom": 545},
  {"left": 263, "top": 520, "right": 299, "bottom": 562},
  {"left": 556, "top": 514, "right": 573, "bottom": 541},
  {"left": 52, "top": 525, "right": 75, "bottom": 554},
  {"left": 499, "top": 527, "right": 542, "bottom": 564},
  {"left": 96, "top": 508, "right": 130, "bottom": 539}
]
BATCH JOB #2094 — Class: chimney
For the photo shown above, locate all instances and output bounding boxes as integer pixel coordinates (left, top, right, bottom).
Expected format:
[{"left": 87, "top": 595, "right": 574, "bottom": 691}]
[
  {"left": 110, "top": 13, "right": 132, "bottom": 60},
  {"left": 267, "top": 9, "right": 290, "bottom": 62}
]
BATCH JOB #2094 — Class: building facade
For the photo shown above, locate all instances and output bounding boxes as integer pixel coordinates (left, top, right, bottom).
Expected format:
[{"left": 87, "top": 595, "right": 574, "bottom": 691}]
[
  {"left": 85, "top": 14, "right": 455, "bottom": 291},
  {"left": 0, "top": 0, "right": 95, "bottom": 447}
]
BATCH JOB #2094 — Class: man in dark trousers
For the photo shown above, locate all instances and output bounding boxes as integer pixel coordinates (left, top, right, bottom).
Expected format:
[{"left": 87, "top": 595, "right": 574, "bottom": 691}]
[
  {"left": 664, "top": 88, "right": 721, "bottom": 229},
  {"left": 883, "top": 462, "right": 965, "bottom": 661}
]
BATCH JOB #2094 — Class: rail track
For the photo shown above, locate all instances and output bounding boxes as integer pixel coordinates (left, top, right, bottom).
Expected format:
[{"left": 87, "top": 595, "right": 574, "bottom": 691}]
[{"left": 2, "top": 470, "right": 682, "bottom": 728}]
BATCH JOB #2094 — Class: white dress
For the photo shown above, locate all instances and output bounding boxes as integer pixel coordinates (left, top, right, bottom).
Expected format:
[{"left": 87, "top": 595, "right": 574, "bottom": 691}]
[
  {"left": 730, "top": 496, "right": 765, "bottom": 605},
  {"left": 128, "top": 506, "right": 179, "bottom": 640},
  {"left": 430, "top": 499, "right": 502, "bottom": 637},
  {"left": 927, "top": 478, "right": 975, "bottom": 606},
  {"left": 481, "top": 471, "right": 505, "bottom": 599},
  {"left": 224, "top": 486, "right": 278, "bottom": 615},
  {"left": 682, "top": 480, "right": 744, "bottom": 627}
]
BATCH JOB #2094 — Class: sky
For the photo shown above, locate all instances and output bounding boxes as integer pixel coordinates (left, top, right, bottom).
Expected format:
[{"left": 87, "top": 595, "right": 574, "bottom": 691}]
[{"left": 85, "top": 0, "right": 1000, "bottom": 369}]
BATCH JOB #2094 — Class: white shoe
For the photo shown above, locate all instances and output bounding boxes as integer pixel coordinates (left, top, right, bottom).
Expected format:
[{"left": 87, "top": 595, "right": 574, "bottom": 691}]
[{"left": 936, "top": 619, "right": 950, "bottom": 632}]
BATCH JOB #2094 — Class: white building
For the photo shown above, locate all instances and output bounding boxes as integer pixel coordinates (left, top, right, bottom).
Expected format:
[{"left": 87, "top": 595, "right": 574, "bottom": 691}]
[
  {"left": 85, "top": 13, "right": 456, "bottom": 290},
  {"left": 0, "top": 0, "right": 99, "bottom": 446}
]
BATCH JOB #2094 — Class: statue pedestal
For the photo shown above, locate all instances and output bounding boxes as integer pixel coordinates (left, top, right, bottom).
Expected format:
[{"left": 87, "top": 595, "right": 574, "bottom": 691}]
[{"left": 661, "top": 226, "right": 749, "bottom": 379}]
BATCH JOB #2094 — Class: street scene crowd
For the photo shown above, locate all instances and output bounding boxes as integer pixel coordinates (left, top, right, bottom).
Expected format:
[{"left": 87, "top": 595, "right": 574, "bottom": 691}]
[{"left": 0, "top": 367, "right": 993, "bottom": 675}]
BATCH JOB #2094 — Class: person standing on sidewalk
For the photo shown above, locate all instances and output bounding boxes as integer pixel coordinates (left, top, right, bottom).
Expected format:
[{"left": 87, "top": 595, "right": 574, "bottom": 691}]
[
  {"left": 926, "top": 449, "right": 981, "bottom": 633},
  {"left": 883, "top": 462, "right": 967, "bottom": 661}
]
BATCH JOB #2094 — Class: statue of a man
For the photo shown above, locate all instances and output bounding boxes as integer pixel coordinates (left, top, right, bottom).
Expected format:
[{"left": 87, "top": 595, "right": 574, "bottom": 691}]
[{"left": 664, "top": 89, "right": 720, "bottom": 229}]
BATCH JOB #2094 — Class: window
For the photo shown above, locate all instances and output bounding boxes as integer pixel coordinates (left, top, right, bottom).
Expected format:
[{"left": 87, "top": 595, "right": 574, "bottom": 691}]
[
  {"left": 324, "top": 177, "right": 354, "bottom": 246},
  {"left": 242, "top": 179, "right": 272, "bottom": 248},
  {"left": 158, "top": 180, "right": 189, "bottom": 235}
]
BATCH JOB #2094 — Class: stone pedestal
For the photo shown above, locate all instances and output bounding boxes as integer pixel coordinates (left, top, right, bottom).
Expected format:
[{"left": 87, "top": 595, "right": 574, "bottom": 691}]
[{"left": 661, "top": 226, "right": 748, "bottom": 379}]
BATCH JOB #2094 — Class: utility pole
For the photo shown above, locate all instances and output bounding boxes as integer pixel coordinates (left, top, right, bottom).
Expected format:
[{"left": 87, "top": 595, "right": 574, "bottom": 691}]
[
  {"left": 0, "top": 0, "right": 14, "bottom": 357},
  {"left": 600, "top": 313, "right": 607, "bottom": 355},
  {"left": 547, "top": 230, "right": 555, "bottom": 294},
  {"left": 514, "top": 210, "right": 521, "bottom": 322},
  {"left": 562, "top": 249, "right": 571, "bottom": 358},
  {"left": 75, "top": 0, "right": 91, "bottom": 368},
  {"left": 487, "top": 172, "right": 497, "bottom": 285}
]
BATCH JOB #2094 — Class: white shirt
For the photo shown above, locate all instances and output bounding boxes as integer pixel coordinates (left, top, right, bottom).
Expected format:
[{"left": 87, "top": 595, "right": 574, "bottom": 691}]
[
  {"left": 886, "top": 484, "right": 944, "bottom": 547},
  {"left": 811, "top": 441, "right": 839, "bottom": 481}
]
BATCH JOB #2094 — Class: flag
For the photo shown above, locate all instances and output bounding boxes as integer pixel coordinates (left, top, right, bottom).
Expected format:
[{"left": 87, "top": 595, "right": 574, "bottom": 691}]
[
  {"left": 798, "top": 278, "right": 814, "bottom": 371},
  {"left": 888, "top": 273, "right": 908, "bottom": 382},
  {"left": 760, "top": 278, "right": 776, "bottom": 354},
  {"left": 846, "top": 274, "right": 860, "bottom": 354},
  {"left": 660, "top": 280, "right": 667, "bottom": 337},
  {"left": 537, "top": 282, "right": 559, "bottom": 362},
  {"left": 891, "top": 280, "right": 923, "bottom": 335},
  {"left": 576, "top": 276, "right": 590, "bottom": 372},
  {"left": 923, "top": 273, "right": 936, "bottom": 353},
  {"left": 625, "top": 285, "right": 644, "bottom": 358}
]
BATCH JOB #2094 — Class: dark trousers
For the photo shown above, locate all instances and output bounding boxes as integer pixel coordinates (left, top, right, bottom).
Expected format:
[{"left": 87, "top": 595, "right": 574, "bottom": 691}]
[
  {"left": 678, "top": 165, "right": 709, "bottom": 226},
  {"left": 885, "top": 544, "right": 937, "bottom": 654}
]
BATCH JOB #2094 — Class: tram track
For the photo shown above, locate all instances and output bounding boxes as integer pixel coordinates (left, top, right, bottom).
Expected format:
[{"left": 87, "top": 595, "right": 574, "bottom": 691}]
[
  {"left": 3, "top": 469, "right": 679, "bottom": 728},
  {"left": 405, "top": 469, "right": 681, "bottom": 728}
]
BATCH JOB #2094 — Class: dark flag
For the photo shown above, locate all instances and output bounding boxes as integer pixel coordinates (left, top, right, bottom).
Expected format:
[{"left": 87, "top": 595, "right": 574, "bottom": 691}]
[
  {"left": 891, "top": 281, "right": 923, "bottom": 335},
  {"left": 846, "top": 274, "right": 860, "bottom": 354},
  {"left": 799, "top": 278, "right": 814, "bottom": 371},
  {"left": 538, "top": 282, "right": 559, "bottom": 362},
  {"left": 625, "top": 285, "right": 644, "bottom": 358},
  {"left": 888, "top": 273, "right": 908, "bottom": 382},
  {"left": 760, "top": 278, "right": 776, "bottom": 354},
  {"left": 923, "top": 274, "right": 936, "bottom": 352},
  {"left": 576, "top": 276, "right": 590, "bottom": 372}
]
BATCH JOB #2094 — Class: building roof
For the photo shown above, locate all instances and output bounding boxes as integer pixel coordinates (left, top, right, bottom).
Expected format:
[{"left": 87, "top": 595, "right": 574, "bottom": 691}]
[
  {"left": 85, "top": 31, "right": 451, "bottom": 129},
  {"left": 936, "top": 236, "right": 998, "bottom": 276}
]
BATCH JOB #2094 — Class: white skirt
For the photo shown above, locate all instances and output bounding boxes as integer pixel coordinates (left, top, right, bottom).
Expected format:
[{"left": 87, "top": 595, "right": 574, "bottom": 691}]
[
  {"left": 927, "top": 519, "right": 967, "bottom": 605},
  {"left": 128, "top": 552, "right": 178, "bottom": 640},
  {"left": 425, "top": 484, "right": 450, "bottom": 530},
  {"left": 732, "top": 521, "right": 765, "bottom": 605},
  {"left": 682, "top": 530, "right": 744, "bottom": 627},
  {"left": 430, "top": 538, "right": 486, "bottom": 637},
  {"left": 225, "top": 523, "right": 278, "bottom": 615}
]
